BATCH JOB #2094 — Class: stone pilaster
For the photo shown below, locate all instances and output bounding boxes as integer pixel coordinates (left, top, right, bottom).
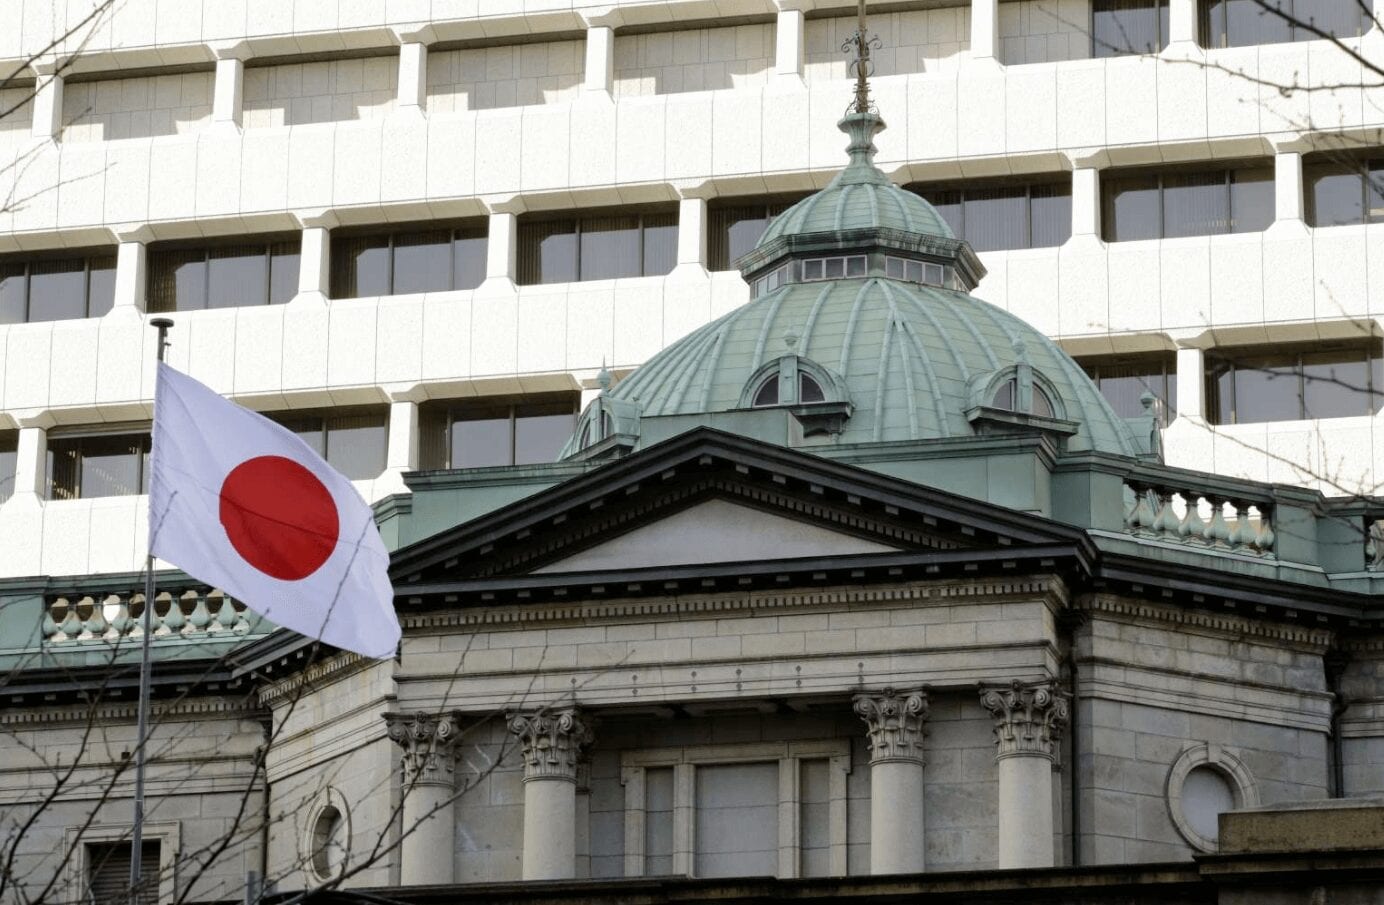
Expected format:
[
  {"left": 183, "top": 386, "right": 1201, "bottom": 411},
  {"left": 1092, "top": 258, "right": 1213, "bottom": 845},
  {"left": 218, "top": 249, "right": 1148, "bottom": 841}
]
[
  {"left": 509, "top": 707, "right": 594, "bottom": 879},
  {"left": 384, "top": 711, "right": 462, "bottom": 885},
  {"left": 854, "top": 688, "right": 928, "bottom": 874},
  {"left": 979, "top": 681, "right": 1068, "bottom": 869}
]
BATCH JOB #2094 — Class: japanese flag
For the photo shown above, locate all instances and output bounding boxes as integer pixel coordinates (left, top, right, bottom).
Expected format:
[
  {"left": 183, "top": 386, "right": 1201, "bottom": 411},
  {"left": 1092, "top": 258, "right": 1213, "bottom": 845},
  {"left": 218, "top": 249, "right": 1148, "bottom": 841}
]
[{"left": 148, "top": 363, "right": 400, "bottom": 659}]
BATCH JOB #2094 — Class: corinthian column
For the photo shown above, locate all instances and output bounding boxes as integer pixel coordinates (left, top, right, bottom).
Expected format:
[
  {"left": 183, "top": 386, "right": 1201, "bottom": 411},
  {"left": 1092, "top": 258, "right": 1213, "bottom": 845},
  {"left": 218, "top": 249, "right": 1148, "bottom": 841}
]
[
  {"left": 854, "top": 688, "right": 929, "bottom": 874},
  {"left": 384, "top": 711, "right": 463, "bottom": 885},
  {"left": 979, "top": 681, "right": 1069, "bottom": 869},
  {"left": 509, "top": 708, "right": 594, "bottom": 880}
]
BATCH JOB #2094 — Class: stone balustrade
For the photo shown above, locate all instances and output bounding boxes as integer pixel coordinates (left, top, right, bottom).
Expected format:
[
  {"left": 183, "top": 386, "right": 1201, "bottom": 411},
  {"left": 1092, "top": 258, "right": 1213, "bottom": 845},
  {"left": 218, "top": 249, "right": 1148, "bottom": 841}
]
[
  {"left": 42, "top": 589, "right": 262, "bottom": 644},
  {"left": 1123, "top": 481, "right": 1275, "bottom": 559}
]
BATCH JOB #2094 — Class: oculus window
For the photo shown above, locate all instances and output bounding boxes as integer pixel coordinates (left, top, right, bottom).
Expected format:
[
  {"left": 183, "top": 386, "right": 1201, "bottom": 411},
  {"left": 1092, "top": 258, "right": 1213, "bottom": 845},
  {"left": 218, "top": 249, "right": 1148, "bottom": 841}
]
[
  {"left": 709, "top": 197, "right": 806, "bottom": 271},
  {"left": 0, "top": 431, "right": 16, "bottom": 504},
  {"left": 1305, "top": 156, "right": 1384, "bottom": 226},
  {"left": 0, "top": 252, "right": 116, "bottom": 323},
  {"left": 331, "top": 225, "right": 487, "bottom": 298},
  {"left": 914, "top": 180, "right": 1072, "bottom": 251},
  {"left": 517, "top": 210, "right": 677, "bottom": 285},
  {"left": 47, "top": 431, "right": 150, "bottom": 500},
  {"left": 148, "top": 239, "right": 300, "bottom": 312},
  {"left": 420, "top": 395, "right": 578, "bottom": 469},
  {"left": 1206, "top": 340, "right": 1384, "bottom": 424},
  {"left": 1201, "top": 0, "right": 1373, "bottom": 48},
  {"left": 1079, "top": 353, "right": 1178, "bottom": 424},
  {"left": 1102, "top": 163, "right": 1274, "bottom": 241},
  {"left": 1093, "top": 0, "right": 1171, "bottom": 57},
  {"left": 268, "top": 409, "right": 388, "bottom": 481}
]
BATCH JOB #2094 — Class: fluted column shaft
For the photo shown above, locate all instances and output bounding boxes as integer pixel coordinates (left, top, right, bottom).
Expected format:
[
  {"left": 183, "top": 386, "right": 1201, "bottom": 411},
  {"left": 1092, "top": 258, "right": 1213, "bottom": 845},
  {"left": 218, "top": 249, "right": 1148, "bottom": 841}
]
[
  {"left": 384, "top": 712, "right": 463, "bottom": 885},
  {"left": 854, "top": 688, "right": 929, "bottom": 874},
  {"left": 979, "top": 681, "right": 1069, "bottom": 869},
  {"left": 509, "top": 708, "right": 594, "bottom": 880}
]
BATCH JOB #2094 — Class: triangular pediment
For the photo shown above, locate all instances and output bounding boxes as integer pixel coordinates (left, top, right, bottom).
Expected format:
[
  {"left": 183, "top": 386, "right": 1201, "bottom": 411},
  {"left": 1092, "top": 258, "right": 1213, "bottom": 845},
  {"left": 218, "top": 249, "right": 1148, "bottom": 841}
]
[{"left": 532, "top": 498, "right": 902, "bottom": 573}]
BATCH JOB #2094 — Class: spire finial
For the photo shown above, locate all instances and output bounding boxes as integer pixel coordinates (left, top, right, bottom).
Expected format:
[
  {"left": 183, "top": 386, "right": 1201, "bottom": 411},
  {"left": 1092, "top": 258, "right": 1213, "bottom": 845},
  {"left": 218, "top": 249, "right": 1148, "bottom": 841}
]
[{"left": 844, "top": 0, "right": 879, "bottom": 116}]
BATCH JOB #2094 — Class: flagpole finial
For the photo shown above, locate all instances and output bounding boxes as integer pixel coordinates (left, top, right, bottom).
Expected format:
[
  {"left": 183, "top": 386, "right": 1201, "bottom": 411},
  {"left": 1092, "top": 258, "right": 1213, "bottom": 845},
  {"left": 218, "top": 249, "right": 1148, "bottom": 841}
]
[{"left": 149, "top": 317, "right": 174, "bottom": 363}]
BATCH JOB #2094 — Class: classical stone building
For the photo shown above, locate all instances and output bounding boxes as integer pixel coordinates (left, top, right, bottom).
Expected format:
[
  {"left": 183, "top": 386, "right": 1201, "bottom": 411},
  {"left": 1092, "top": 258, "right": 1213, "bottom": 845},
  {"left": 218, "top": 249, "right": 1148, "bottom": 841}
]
[{"left": 2, "top": 102, "right": 1383, "bottom": 905}]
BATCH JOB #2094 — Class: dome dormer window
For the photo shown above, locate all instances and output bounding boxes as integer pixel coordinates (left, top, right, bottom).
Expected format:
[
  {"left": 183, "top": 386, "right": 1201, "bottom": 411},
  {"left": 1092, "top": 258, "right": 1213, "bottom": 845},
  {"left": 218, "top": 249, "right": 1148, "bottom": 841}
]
[
  {"left": 752, "top": 372, "right": 826, "bottom": 408},
  {"left": 991, "top": 377, "right": 1055, "bottom": 417}
]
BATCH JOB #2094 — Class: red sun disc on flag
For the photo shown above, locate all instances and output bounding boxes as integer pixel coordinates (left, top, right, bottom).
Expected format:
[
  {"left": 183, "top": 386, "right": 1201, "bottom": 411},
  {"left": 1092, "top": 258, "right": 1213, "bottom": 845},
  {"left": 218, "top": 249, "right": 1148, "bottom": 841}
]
[{"left": 219, "top": 456, "right": 340, "bottom": 581}]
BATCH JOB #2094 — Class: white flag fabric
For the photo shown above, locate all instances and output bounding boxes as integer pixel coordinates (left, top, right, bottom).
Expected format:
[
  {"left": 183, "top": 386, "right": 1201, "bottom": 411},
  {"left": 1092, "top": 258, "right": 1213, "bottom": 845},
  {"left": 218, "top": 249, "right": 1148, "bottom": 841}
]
[{"left": 148, "top": 363, "right": 400, "bottom": 659}]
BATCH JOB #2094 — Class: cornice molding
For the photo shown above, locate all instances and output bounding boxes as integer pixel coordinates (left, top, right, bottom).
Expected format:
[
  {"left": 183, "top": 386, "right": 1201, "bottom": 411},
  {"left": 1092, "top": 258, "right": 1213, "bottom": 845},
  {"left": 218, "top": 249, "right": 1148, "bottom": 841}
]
[
  {"left": 399, "top": 577, "right": 1068, "bottom": 632},
  {"left": 0, "top": 696, "right": 263, "bottom": 726},
  {"left": 257, "top": 649, "right": 376, "bottom": 708},
  {"left": 1077, "top": 594, "right": 1334, "bottom": 649}
]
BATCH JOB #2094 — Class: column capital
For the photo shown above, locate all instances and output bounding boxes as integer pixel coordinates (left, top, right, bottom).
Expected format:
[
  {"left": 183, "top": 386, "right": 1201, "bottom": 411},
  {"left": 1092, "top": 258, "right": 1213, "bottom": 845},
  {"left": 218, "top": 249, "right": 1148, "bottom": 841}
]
[
  {"left": 853, "top": 687, "right": 929, "bottom": 765},
  {"left": 384, "top": 711, "right": 463, "bottom": 786},
  {"left": 979, "top": 680, "right": 1069, "bottom": 760},
  {"left": 509, "top": 707, "right": 594, "bottom": 782}
]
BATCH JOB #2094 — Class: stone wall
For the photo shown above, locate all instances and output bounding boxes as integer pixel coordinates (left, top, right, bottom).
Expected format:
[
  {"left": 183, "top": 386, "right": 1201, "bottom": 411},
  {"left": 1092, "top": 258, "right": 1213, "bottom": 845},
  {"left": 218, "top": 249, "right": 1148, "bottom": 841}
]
[
  {"left": 243, "top": 56, "right": 396, "bottom": 127},
  {"left": 614, "top": 24, "right": 773, "bottom": 97},
  {"left": 61, "top": 71, "right": 213, "bottom": 142},
  {"left": 1000, "top": 0, "right": 1092, "bottom": 65},
  {"left": 805, "top": 7, "right": 971, "bottom": 80},
  {"left": 0, "top": 86, "right": 33, "bottom": 147},
  {"left": 428, "top": 42, "right": 583, "bottom": 112}
]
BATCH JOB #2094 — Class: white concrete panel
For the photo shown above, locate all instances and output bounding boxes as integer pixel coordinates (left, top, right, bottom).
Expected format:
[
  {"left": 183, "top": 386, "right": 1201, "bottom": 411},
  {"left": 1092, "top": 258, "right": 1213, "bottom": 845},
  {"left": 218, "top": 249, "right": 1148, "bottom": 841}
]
[
  {"left": 1105, "top": 56, "right": 1159, "bottom": 148},
  {"left": 515, "top": 285, "right": 568, "bottom": 373},
  {"left": 1256, "top": 43, "right": 1311, "bottom": 134},
  {"left": 1057, "top": 238, "right": 1110, "bottom": 337},
  {"left": 95, "top": 313, "right": 146, "bottom": 406},
  {"left": 1105, "top": 241, "right": 1160, "bottom": 334},
  {"left": 1006, "top": 249, "right": 1061, "bottom": 337},
  {"left": 4, "top": 325, "right": 54, "bottom": 410},
  {"left": 40, "top": 502, "right": 93, "bottom": 577},
  {"left": 232, "top": 304, "right": 286, "bottom": 395},
  {"left": 615, "top": 95, "right": 668, "bottom": 186},
  {"left": 470, "top": 287, "right": 519, "bottom": 377},
  {"left": 957, "top": 67, "right": 1005, "bottom": 159},
  {"left": 338, "top": 0, "right": 387, "bottom": 30},
  {"left": 110, "top": 0, "right": 158, "bottom": 51},
  {"left": 326, "top": 296, "right": 380, "bottom": 387},
  {"left": 711, "top": 89, "right": 762, "bottom": 177},
  {"left": 425, "top": 115, "right": 478, "bottom": 201},
  {"left": 520, "top": 104, "right": 572, "bottom": 193},
  {"left": 376, "top": 294, "right": 425, "bottom": 383},
  {"left": 906, "top": 72, "right": 959, "bottom": 165},
  {"left": 239, "top": 128, "right": 291, "bottom": 214},
  {"left": 10, "top": 144, "right": 60, "bottom": 234},
  {"left": 1263, "top": 426, "right": 1319, "bottom": 488},
  {"left": 243, "top": 0, "right": 293, "bottom": 36},
  {"left": 1208, "top": 233, "right": 1265, "bottom": 327},
  {"left": 1204, "top": 47, "right": 1261, "bottom": 140},
  {"left": 56, "top": 144, "right": 108, "bottom": 230},
  {"left": 185, "top": 308, "right": 238, "bottom": 393},
  {"left": 379, "top": 114, "right": 428, "bottom": 202},
  {"left": 194, "top": 132, "right": 242, "bottom": 218},
  {"left": 474, "top": 108, "right": 525, "bottom": 195},
  {"left": 1160, "top": 237, "right": 1211, "bottom": 332},
  {"left": 0, "top": 501, "right": 43, "bottom": 577},
  {"left": 47, "top": 320, "right": 100, "bottom": 410},
  {"left": 202, "top": 0, "right": 248, "bottom": 42},
  {"left": 1307, "top": 40, "right": 1364, "bottom": 132},
  {"left": 285, "top": 127, "right": 337, "bottom": 210},
  {"left": 662, "top": 274, "right": 712, "bottom": 349},
  {"left": 154, "top": 0, "right": 202, "bottom": 44},
  {"left": 1155, "top": 50, "right": 1207, "bottom": 144},
  {"left": 1367, "top": 223, "right": 1384, "bottom": 317},
  {"left": 1311, "top": 423, "right": 1375, "bottom": 495},
  {"left": 1004, "top": 66, "right": 1057, "bottom": 155},
  {"left": 1312, "top": 227, "right": 1369, "bottom": 321},
  {"left": 420, "top": 292, "right": 474, "bottom": 381},
  {"left": 103, "top": 142, "right": 152, "bottom": 225},
  {"left": 1262, "top": 228, "right": 1315, "bottom": 325},
  {"left": 662, "top": 93, "right": 713, "bottom": 181},
  {"left": 333, "top": 121, "right": 385, "bottom": 208},
  {"left": 565, "top": 284, "right": 615, "bottom": 370},
  {"left": 85, "top": 496, "right": 142, "bottom": 574},
  {"left": 145, "top": 136, "right": 199, "bottom": 223},
  {"left": 871, "top": 78, "right": 910, "bottom": 169},
  {"left": 279, "top": 299, "right": 331, "bottom": 391},
  {"left": 612, "top": 279, "right": 663, "bottom": 368}
]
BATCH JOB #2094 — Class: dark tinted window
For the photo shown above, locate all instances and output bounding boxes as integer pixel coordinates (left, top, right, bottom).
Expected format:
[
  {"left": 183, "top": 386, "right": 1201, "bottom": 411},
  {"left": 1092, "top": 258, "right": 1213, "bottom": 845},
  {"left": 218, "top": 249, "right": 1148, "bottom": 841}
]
[
  {"left": 1205, "top": 341, "right": 1384, "bottom": 423},
  {"left": 913, "top": 179, "right": 1072, "bottom": 250},
  {"left": 517, "top": 210, "right": 678, "bottom": 285},
  {"left": 1080, "top": 353, "right": 1178, "bottom": 424},
  {"left": 421, "top": 395, "right": 579, "bottom": 469},
  {"left": 268, "top": 409, "right": 388, "bottom": 480},
  {"left": 47, "top": 432, "right": 151, "bottom": 500},
  {"left": 330, "top": 225, "right": 488, "bottom": 298},
  {"left": 0, "top": 252, "right": 120, "bottom": 323},
  {"left": 1305, "top": 158, "right": 1384, "bottom": 227},
  {"left": 1102, "top": 163, "right": 1274, "bottom": 240},
  {"left": 149, "top": 239, "right": 301, "bottom": 312},
  {"left": 1202, "top": 0, "right": 1371, "bottom": 47},
  {"left": 0, "top": 431, "right": 16, "bottom": 504},
  {"left": 1094, "top": 0, "right": 1170, "bottom": 56},
  {"left": 708, "top": 199, "right": 805, "bottom": 271}
]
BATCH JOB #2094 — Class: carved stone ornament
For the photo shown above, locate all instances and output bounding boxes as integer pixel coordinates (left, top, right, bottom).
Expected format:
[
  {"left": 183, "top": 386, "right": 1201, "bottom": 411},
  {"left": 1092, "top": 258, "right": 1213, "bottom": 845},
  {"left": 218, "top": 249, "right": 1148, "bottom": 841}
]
[
  {"left": 979, "top": 680, "right": 1069, "bottom": 760},
  {"left": 853, "top": 688, "right": 929, "bottom": 765},
  {"left": 383, "top": 711, "right": 463, "bottom": 787},
  {"left": 508, "top": 707, "right": 594, "bottom": 782}
]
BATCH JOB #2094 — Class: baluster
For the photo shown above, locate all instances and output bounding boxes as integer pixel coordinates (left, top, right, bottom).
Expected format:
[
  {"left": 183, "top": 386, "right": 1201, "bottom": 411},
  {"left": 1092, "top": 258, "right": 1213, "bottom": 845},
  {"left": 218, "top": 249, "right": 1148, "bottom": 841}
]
[
  {"left": 1226, "top": 504, "right": 1252, "bottom": 551},
  {"left": 155, "top": 592, "right": 181, "bottom": 636},
  {"left": 78, "top": 597, "right": 103, "bottom": 641},
  {"left": 1153, "top": 489, "right": 1181, "bottom": 538},
  {"left": 44, "top": 599, "right": 66, "bottom": 641},
  {"left": 59, "top": 600, "right": 84, "bottom": 641},
  {"left": 184, "top": 590, "right": 211, "bottom": 635},
  {"left": 1254, "top": 511, "right": 1276, "bottom": 558},
  {"left": 231, "top": 600, "right": 252, "bottom": 635},
  {"left": 206, "top": 590, "right": 227, "bottom": 634},
  {"left": 1203, "top": 497, "right": 1231, "bottom": 548},
  {"left": 1178, "top": 492, "right": 1205, "bottom": 543},
  {"left": 104, "top": 595, "right": 129, "bottom": 642},
  {"left": 1130, "top": 484, "right": 1157, "bottom": 534},
  {"left": 1123, "top": 483, "right": 1140, "bottom": 530}
]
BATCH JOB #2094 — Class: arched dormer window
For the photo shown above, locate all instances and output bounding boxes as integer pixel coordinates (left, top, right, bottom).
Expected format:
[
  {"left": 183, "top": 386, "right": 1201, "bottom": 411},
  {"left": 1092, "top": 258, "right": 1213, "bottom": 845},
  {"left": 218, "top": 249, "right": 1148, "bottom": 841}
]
[
  {"left": 967, "top": 356, "right": 1076, "bottom": 440},
  {"left": 990, "top": 376, "right": 1054, "bottom": 417},
  {"left": 739, "top": 355, "right": 853, "bottom": 436},
  {"left": 752, "top": 371, "right": 826, "bottom": 408}
]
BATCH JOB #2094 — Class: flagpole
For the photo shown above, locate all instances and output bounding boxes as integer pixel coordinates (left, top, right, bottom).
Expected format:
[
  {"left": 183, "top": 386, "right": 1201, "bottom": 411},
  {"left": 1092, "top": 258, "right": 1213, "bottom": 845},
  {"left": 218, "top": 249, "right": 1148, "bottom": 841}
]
[{"left": 130, "top": 317, "right": 173, "bottom": 905}]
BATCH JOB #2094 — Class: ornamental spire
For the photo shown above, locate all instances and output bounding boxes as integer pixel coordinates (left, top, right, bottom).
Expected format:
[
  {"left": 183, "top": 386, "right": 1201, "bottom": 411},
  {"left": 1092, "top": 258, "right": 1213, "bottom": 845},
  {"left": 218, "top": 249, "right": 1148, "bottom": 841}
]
[{"left": 845, "top": 0, "right": 879, "bottom": 116}]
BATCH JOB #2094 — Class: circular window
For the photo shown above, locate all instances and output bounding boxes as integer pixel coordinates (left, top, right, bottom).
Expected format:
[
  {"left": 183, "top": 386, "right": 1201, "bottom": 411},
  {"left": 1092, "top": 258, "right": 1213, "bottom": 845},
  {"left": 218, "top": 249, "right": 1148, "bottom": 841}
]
[
  {"left": 1167, "top": 744, "right": 1258, "bottom": 852},
  {"left": 306, "top": 797, "right": 350, "bottom": 881}
]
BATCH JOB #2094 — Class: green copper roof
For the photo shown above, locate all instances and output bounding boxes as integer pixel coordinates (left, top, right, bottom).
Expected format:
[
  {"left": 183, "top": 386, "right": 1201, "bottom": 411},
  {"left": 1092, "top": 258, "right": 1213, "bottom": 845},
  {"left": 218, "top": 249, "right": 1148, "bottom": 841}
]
[
  {"left": 754, "top": 113, "right": 954, "bottom": 252},
  {"left": 606, "top": 277, "right": 1141, "bottom": 456}
]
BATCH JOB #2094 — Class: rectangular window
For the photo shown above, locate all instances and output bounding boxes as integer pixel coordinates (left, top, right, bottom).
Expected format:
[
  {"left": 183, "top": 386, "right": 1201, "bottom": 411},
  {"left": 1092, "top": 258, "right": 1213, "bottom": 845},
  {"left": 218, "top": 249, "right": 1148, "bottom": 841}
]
[
  {"left": 329, "top": 225, "right": 487, "bottom": 298},
  {"left": 1305, "top": 157, "right": 1384, "bottom": 226},
  {"left": 419, "top": 395, "right": 579, "bottom": 469},
  {"left": 87, "top": 841, "right": 159, "bottom": 905},
  {"left": 799, "top": 759, "right": 831, "bottom": 878},
  {"left": 644, "top": 766, "right": 674, "bottom": 876},
  {"left": 267, "top": 409, "right": 388, "bottom": 480},
  {"left": 1093, "top": 0, "right": 1171, "bottom": 57},
  {"left": 0, "top": 431, "right": 16, "bottom": 504},
  {"left": 1102, "top": 163, "right": 1274, "bottom": 241},
  {"left": 1205, "top": 340, "right": 1384, "bottom": 424},
  {"left": 1201, "top": 0, "right": 1372, "bottom": 48},
  {"left": 884, "top": 256, "right": 950, "bottom": 287},
  {"left": 1079, "top": 353, "right": 1178, "bottom": 424},
  {"left": 708, "top": 198, "right": 807, "bottom": 272},
  {"left": 801, "top": 255, "right": 866, "bottom": 281},
  {"left": 47, "top": 431, "right": 151, "bottom": 500},
  {"left": 516, "top": 210, "right": 677, "bottom": 285},
  {"left": 912, "top": 179, "right": 1072, "bottom": 251},
  {"left": 0, "top": 252, "right": 117, "bottom": 324},
  {"left": 148, "top": 238, "right": 301, "bottom": 312}
]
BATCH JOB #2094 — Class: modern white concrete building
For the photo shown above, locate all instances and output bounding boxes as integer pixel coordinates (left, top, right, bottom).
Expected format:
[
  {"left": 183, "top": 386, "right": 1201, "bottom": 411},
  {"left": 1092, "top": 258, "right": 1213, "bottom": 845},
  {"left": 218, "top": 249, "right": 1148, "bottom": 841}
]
[{"left": 0, "top": 0, "right": 1382, "bottom": 568}]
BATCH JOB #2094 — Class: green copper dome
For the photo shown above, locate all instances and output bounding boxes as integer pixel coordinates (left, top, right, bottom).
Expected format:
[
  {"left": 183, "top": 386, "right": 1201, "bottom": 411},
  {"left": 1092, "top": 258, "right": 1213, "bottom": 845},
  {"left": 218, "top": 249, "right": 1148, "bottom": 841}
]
[
  {"left": 563, "top": 111, "right": 1145, "bottom": 461},
  {"left": 755, "top": 113, "right": 955, "bottom": 248}
]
